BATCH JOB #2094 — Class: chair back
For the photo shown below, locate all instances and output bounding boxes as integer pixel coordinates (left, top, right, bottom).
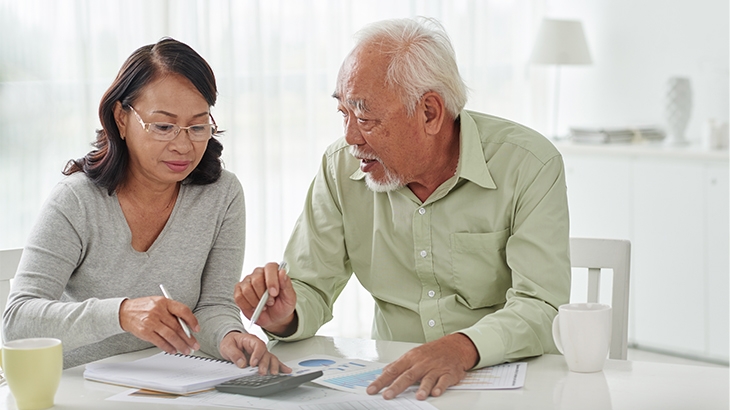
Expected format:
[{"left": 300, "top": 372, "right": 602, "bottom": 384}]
[
  {"left": 569, "top": 238, "right": 631, "bottom": 360},
  {"left": 0, "top": 248, "right": 23, "bottom": 340}
]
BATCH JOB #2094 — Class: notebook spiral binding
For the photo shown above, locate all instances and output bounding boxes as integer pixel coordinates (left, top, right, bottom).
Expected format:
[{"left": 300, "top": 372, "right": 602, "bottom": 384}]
[{"left": 166, "top": 352, "right": 234, "bottom": 364}]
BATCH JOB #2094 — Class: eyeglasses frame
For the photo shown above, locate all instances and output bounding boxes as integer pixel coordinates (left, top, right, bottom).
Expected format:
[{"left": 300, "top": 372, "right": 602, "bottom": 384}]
[{"left": 127, "top": 105, "right": 218, "bottom": 142}]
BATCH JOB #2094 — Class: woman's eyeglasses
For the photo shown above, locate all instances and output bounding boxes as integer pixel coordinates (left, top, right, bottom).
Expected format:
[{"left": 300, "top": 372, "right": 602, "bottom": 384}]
[{"left": 128, "top": 105, "right": 217, "bottom": 142}]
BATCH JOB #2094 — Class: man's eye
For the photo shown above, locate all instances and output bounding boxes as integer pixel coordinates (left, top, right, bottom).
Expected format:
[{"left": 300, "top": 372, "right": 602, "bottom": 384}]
[{"left": 356, "top": 117, "right": 368, "bottom": 124}]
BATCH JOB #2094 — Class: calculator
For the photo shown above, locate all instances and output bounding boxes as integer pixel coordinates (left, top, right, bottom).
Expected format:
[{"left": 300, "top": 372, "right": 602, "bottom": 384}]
[{"left": 215, "top": 370, "right": 324, "bottom": 397}]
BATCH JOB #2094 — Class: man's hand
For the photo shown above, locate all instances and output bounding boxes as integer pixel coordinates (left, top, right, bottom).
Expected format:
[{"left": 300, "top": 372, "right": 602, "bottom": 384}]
[
  {"left": 234, "top": 262, "right": 298, "bottom": 336},
  {"left": 219, "top": 331, "right": 292, "bottom": 375},
  {"left": 366, "top": 333, "right": 479, "bottom": 400}
]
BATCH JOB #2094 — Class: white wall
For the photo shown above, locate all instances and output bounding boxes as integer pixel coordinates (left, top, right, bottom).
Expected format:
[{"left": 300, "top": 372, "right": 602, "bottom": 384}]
[{"left": 542, "top": 0, "right": 728, "bottom": 142}]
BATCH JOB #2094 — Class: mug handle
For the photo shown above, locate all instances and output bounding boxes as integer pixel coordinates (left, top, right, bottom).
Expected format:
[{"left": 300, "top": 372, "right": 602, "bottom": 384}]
[{"left": 552, "top": 314, "right": 564, "bottom": 354}]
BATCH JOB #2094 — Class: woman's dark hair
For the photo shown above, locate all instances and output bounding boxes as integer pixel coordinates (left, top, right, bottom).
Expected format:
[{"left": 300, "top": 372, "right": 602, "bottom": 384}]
[{"left": 63, "top": 38, "right": 223, "bottom": 194}]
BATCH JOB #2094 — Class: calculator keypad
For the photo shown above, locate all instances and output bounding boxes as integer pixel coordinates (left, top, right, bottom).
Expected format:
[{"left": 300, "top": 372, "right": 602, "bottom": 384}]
[
  {"left": 225, "top": 374, "right": 291, "bottom": 387},
  {"left": 215, "top": 370, "right": 323, "bottom": 397}
]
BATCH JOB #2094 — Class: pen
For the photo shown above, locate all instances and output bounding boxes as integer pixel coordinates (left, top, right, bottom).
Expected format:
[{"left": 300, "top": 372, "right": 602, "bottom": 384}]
[
  {"left": 159, "top": 284, "right": 193, "bottom": 339},
  {"left": 250, "top": 262, "right": 287, "bottom": 327}
]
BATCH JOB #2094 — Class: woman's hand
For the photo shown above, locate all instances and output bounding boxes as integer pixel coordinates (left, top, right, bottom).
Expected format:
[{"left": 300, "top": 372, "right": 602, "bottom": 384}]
[
  {"left": 219, "top": 331, "right": 292, "bottom": 375},
  {"left": 119, "top": 296, "right": 200, "bottom": 355}
]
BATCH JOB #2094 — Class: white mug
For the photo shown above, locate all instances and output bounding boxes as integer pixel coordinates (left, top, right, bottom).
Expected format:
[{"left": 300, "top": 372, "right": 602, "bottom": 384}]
[{"left": 552, "top": 303, "right": 612, "bottom": 373}]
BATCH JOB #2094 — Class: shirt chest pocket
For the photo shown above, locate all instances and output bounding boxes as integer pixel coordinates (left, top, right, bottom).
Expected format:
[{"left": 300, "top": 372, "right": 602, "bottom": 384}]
[{"left": 450, "top": 229, "right": 511, "bottom": 309}]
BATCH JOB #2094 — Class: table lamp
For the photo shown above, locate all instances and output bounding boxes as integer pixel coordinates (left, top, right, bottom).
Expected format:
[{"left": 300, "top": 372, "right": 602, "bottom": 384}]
[{"left": 530, "top": 18, "right": 593, "bottom": 139}]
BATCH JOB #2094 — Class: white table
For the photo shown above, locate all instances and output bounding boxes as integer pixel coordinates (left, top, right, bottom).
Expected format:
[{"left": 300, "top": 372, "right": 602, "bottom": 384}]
[{"left": 1, "top": 336, "right": 727, "bottom": 409}]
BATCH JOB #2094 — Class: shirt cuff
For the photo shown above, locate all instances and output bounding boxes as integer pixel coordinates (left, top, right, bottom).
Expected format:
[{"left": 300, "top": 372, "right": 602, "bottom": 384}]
[
  {"left": 456, "top": 326, "right": 506, "bottom": 369},
  {"left": 263, "top": 307, "right": 308, "bottom": 342}
]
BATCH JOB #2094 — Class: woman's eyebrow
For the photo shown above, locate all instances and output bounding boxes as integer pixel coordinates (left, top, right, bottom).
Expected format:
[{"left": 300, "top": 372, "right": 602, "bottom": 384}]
[{"left": 151, "top": 110, "right": 210, "bottom": 119}]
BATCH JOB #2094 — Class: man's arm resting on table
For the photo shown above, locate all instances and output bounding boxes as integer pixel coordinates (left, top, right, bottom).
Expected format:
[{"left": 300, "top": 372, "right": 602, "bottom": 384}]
[{"left": 367, "top": 332, "right": 479, "bottom": 401}]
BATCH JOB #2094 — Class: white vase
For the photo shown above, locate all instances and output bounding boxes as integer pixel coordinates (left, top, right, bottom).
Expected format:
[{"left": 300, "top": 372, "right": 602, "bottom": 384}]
[{"left": 664, "top": 77, "right": 692, "bottom": 145}]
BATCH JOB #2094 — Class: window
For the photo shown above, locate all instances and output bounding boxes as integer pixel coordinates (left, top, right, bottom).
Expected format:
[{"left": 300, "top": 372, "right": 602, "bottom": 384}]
[{"left": 0, "top": 0, "right": 539, "bottom": 338}]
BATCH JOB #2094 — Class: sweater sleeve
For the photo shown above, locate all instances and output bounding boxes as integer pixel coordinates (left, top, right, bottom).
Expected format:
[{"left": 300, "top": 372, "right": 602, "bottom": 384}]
[
  {"left": 2, "top": 180, "right": 127, "bottom": 351},
  {"left": 192, "top": 174, "right": 248, "bottom": 358}
]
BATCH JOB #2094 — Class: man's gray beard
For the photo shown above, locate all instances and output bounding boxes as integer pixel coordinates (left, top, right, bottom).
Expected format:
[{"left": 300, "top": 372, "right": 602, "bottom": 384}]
[
  {"left": 349, "top": 145, "right": 406, "bottom": 192},
  {"left": 364, "top": 170, "right": 406, "bottom": 192}
]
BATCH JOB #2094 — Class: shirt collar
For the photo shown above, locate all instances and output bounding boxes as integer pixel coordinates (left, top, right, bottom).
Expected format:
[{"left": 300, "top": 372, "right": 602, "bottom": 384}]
[
  {"left": 349, "top": 110, "right": 497, "bottom": 190},
  {"left": 456, "top": 110, "right": 497, "bottom": 189},
  {"left": 350, "top": 163, "right": 366, "bottom": 181}
]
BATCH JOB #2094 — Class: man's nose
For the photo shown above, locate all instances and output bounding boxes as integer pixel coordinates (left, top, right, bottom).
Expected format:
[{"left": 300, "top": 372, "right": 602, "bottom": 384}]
[{"left": 344, "top": 117, "right": 364, "bottom": 146}]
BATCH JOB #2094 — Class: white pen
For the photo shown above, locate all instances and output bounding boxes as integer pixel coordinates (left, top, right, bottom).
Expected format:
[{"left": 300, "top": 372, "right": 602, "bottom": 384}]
[
  {"left": 159, "top": 284, "right": 193, "bottom": 340},
  {"left": 250, "top": 262, "right": 287, "bottom": 327}
]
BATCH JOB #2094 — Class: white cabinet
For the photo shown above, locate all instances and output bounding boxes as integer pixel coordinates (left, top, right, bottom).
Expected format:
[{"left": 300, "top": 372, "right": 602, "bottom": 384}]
[
  {"left": 707, "top": 164, "right": 729, "bottom": 360},
  {"left": 632, "top": 159, "right": 706, "bottom": 355},
  {"left": 558, "top": 142, "right": 729, "bottom": 363}
]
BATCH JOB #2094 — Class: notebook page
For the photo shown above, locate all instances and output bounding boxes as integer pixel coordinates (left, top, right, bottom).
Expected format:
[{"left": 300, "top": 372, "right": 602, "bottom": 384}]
[{"left": 84, "top": 352, "right": 257, "bottom": 394}]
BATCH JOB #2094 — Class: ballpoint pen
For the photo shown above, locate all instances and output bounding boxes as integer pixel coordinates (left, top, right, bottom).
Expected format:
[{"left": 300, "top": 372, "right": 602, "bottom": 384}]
[
  {"left": 250, "top": 262, "right": 287, "bottom": 327},
  {"left": 159, "top": 284, "right": 193, "bottom": 339}
]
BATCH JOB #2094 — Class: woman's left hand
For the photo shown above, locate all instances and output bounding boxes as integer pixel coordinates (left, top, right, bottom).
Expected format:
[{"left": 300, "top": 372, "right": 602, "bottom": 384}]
[{"left": 219, "top": 332, "right": 292, "bottom": 375}]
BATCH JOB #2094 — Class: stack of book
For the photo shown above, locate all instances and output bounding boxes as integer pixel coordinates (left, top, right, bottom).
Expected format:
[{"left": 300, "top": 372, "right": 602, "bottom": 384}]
[{"left": 569, "top": 126, "right": 666, "bottom": 144}]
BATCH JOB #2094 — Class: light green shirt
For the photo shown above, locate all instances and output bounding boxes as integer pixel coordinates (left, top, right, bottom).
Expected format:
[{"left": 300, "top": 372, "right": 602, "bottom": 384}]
[{"left": 277, "top": 110, "right": 570, "bottom": 368}]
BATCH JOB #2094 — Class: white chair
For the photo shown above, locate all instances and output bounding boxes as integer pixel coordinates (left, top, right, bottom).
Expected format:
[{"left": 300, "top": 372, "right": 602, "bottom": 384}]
[
  {"left": 569, "top": 237, "right": 631, "bottom": 360},
  {"left": 0, "top": 248, "right": 22, "bottom": 327}
]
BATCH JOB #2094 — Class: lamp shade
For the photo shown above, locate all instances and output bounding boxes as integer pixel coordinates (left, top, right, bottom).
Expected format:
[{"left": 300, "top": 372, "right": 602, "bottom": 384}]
[{"left": 530, "top": 19, "right": 592, "bottom": 65}]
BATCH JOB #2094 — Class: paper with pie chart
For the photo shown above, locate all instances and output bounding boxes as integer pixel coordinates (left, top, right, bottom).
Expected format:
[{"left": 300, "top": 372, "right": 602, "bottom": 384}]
[
  {"left": 286, "top": 355, "right": 526, "bottom": 394},
  {"left": 287, "top": 355, "right": 386, "bottom": 395}
]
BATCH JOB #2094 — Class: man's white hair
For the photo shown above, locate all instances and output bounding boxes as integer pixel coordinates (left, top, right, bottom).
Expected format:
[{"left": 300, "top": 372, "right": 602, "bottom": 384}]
[{"left": 353, "top": 17, "right": 468, "bottom": 118}]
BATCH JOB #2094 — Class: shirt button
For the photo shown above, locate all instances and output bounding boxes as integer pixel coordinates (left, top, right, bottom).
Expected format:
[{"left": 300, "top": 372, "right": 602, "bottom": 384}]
[
  {"left": 418, "top": 208, "right": 426, "bottom": 215},
  {"left": 428, "top": 290, "right": 435, "bottom": 298},
  {"left": 420, "top": 250, "right": 427, "bottom": 258},
  {"left": 428, "top": 319, "right": 436, "bottom": 327}
]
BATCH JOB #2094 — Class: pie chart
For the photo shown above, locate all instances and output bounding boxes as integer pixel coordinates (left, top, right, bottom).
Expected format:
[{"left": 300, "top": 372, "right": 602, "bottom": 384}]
[{"left": 299, "top": 359, "right": 337, "bottom": 367}]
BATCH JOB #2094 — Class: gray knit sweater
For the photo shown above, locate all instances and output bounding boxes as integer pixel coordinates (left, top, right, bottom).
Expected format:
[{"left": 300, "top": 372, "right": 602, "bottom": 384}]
[{"left": 3, "top": 170, "right": 247, "bottom": 368}]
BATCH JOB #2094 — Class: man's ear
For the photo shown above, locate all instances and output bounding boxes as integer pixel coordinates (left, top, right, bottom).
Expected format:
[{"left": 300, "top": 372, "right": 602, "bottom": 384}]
[
  {"left": 421, "top": 92, "right": 446, "bottom": 136},
  {"left": 113, "top": 101, "right": 128, "bottom": 140}
]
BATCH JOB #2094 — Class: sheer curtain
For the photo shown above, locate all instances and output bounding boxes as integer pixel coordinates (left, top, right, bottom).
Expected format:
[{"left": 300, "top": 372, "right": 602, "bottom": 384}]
[{"left": 0, "top": 0, "right": 543, "bottom": 339}]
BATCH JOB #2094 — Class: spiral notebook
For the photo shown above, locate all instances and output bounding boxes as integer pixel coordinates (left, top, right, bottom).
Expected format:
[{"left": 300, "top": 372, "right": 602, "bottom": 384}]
[{"left": 84, "top": 352, "right": 257, "bottom": 395}]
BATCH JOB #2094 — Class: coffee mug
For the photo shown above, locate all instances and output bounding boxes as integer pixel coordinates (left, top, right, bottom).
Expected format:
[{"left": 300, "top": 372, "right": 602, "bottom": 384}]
[
  {"left": 552, "top": 303, "right": 612, "bottom": 372},
  {"left": 0, "top": 338, "right": 62, "bottom": 410}
]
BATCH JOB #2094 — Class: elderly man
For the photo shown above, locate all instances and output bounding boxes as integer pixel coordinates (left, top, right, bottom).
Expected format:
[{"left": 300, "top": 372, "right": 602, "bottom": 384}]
[{"left": 235, "top": 17, "right": 570, "bottom": 400}]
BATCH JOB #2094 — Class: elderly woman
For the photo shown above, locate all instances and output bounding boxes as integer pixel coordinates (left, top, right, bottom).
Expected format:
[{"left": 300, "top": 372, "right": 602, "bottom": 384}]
[{"left": 3, "top": 38, "right": 288, "bottom": 373}]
